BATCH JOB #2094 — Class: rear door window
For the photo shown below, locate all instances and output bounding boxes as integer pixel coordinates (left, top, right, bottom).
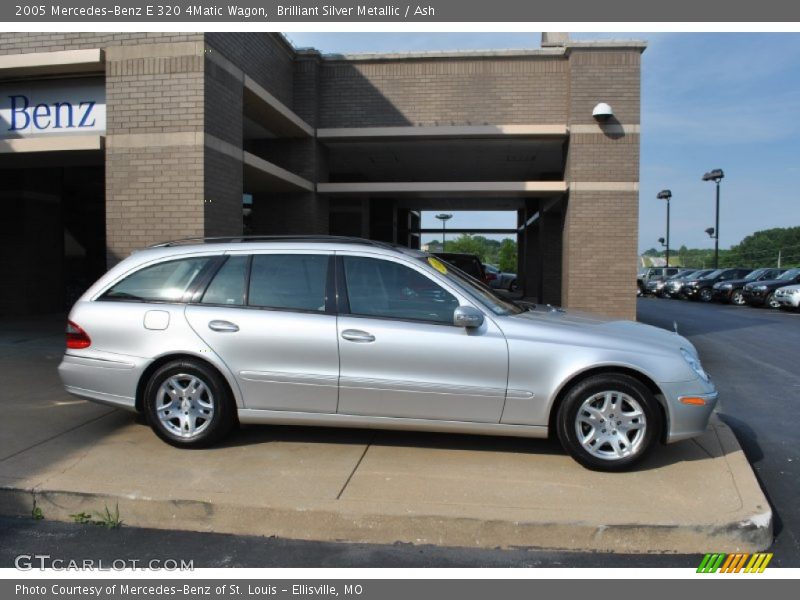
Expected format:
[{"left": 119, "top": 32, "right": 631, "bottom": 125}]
[
  {"left": 201, "top": 255, "right": 249, "bottom": 306},
  {"left": 248, "top": 254, "right": 330, "bottom": 312}
]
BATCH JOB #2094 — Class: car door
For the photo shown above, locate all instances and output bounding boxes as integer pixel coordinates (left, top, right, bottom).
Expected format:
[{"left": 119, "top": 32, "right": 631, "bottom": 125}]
[
  {"left": 185, "top": 251, "right": 339, "bottom": 413},
  {"left": 335, "top": 252, "right": 508, "bottom": 423}
]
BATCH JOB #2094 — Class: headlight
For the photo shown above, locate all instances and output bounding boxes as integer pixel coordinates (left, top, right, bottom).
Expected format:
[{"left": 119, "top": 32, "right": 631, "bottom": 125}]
[
  {"left": 755, "top": 285, "right": 768, "bottom": 291},
  {"left": 720, "top": 283, "right": 733, "bottom": 289},
  {"left": 681, "top": 348, "right": 709, "bottom": 382}
]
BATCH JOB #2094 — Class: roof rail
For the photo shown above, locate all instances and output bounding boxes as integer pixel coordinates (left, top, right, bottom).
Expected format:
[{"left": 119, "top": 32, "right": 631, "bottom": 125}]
[{"left": 147, "top": 235, "right": 398, "bottom": 249}]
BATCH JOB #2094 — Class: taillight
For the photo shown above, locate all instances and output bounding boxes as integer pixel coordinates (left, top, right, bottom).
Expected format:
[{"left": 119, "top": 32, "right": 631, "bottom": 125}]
[
  {"left": 486, "top": 272, "right": 497, "bottom": 281},
  {"left": 66, "top": 320, "right": 91, "bottom": 349}
]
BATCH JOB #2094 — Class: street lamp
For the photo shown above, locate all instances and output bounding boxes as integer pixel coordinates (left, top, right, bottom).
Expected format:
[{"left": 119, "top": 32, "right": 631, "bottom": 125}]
[
  {"left": 702, "top": 169, "right": 724, "bottom": 268},
  {"left": 435, "top": 213, "right": 453, "bottom": 250},
  {"left": 656, "top": 189, "right": 672, "bottom": 267},
  {"left": 705, "top": 227, "right": 716, "bottom": 239}
]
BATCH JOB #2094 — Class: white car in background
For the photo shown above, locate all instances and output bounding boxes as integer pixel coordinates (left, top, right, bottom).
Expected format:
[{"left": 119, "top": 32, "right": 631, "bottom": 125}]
[{"left": 774, "top": 284, "right": 800, "bottom": 310}]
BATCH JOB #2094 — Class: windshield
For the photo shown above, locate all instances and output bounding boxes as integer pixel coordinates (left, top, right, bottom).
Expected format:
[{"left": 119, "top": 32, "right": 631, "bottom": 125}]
[
  {"left": 744, "top": 268, "right": 768, "bottom": 281},
  {"left": 778, "top": 268, "right": 800, "bottom": 280},
  {"left": 668, "top": 271, "right": 691, "bottom": 280},
  {"left": 420, "top": 257, "right": 524, "bottom": 316},
  {"left": 701, "top": 269, "right": 724, "bottom": 279}
]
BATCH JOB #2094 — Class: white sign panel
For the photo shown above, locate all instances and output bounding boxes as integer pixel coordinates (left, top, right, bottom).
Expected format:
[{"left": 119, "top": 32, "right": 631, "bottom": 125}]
[{"left": 0, "top": 78, "right": 105, "bottom": 139}]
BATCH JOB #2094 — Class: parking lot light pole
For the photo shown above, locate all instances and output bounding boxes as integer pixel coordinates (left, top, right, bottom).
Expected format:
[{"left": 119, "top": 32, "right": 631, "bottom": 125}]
[
  {"left": 657, "top": 189, "right": 672, "bottom": 267},
  {"left": 702, "top": 169, "right": 724, "bottom": 268},
  {"left": 435, "top": 213, "right": 452, "bottom": 250}
]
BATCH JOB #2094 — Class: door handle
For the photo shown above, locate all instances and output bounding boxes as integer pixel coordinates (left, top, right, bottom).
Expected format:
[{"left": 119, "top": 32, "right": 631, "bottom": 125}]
[
  {"left": 341, "top": 329, "right": 375, "bottom": 343},
  {"left": 208, "top": 320, "right": 239, "bottom": 333}
]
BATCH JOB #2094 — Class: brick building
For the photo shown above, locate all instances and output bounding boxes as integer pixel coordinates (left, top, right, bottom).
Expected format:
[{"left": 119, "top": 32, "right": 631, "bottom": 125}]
[{"left": 0, "top": 32, "right": 644, "bottom": 318}]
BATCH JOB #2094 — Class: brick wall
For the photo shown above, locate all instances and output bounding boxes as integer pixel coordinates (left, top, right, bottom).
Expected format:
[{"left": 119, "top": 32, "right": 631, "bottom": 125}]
[
  {"left": 561, "top": 47, "right": 642, "bottom": 319},
  {"left": 205, "top": 33, "right": 294, "bottom": 108},
  {"left": 105, "top": 35, "right": 206, "bottom": 262},
  {"left": 318, "top": 55, "right": 569, "bottom": 128},
  {"left": 0, "top": 33, "right": 202, "bottom": 55}
]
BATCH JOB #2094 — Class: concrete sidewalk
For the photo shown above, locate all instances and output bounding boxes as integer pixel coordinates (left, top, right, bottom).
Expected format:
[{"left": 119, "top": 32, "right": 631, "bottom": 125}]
[{"left": 0, "top": 316, "right": 773, "bottom": 553}]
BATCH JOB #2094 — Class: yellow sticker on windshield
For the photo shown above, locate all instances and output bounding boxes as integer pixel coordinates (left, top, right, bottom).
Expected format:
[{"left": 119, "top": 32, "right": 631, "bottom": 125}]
[{"left": 428, "top": 257, "right": 448, "bottom": 274}]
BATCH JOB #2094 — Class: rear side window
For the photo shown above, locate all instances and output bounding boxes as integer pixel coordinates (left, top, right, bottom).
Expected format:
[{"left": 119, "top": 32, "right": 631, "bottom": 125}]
[
  {"left": 102, "top": 257, "right": 211, "bottom": 303},
  {"left": 248, "top": 254, "right": 329, "bottom": 312}
]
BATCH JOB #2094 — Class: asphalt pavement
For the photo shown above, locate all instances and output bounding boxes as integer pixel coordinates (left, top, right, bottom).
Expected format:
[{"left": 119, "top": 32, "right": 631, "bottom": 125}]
[{"left": 636, "top": 296, "right": 800, "bottom": 566}]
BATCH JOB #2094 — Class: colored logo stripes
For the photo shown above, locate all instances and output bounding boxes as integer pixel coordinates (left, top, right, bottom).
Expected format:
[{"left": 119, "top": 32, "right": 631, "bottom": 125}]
[{"left": 697, "top": 553, "right": 773, "bottom": 573}]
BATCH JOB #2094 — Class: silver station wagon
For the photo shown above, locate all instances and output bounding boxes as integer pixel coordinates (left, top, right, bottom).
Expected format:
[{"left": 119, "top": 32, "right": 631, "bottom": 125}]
[{"left": 59, "top": 236, "right": 718, "bottom": 471}]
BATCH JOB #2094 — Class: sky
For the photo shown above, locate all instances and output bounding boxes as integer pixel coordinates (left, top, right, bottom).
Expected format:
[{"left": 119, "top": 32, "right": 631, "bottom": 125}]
[{"left": 287, "top": 32, "right": 800, "bottom": 253}]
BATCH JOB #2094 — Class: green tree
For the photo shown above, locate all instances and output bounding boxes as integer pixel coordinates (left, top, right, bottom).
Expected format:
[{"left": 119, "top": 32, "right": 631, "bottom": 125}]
[{"left": 498, "top": 239, "right": 517, "bottom": 272}]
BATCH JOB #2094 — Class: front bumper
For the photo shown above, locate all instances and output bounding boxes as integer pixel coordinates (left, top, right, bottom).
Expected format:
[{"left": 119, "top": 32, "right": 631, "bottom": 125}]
[
  {"left": 743, "top": 289, "right": 767, "bottom": 305},
  {"left": 659, "top": 378, "right": 719, "bottom": 443},
  {"left": 683, "top": 286, "right": 701, "bottom": 298},
  {"left": 775, "top": 293, "right": 800, "bottom": 308},
  {"left": 712, "top": 287, "right": 733, "bottom": 302}
]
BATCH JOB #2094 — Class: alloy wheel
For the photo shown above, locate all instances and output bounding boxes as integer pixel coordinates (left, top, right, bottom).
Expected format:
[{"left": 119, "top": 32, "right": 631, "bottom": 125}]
[
  {"left": 574, "top": 391, "right": 647, "bottom": 460},
  {"left": 731, "top": 289, "right": 745, "bottom": 305},
  {"left": 155, "top": 373, "right": 215, "bottom": 439}
]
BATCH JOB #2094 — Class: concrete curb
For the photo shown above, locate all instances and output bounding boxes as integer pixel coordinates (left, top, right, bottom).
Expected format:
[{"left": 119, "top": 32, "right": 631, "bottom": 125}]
[{"left": 0, "top": 418, "right": 772, "bottom": 554}]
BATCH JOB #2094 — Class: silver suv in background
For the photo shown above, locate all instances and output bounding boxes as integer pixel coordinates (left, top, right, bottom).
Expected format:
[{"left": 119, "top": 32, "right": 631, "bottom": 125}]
[{"left": 59, "top": 237, "right": 718, "bottom": 471}]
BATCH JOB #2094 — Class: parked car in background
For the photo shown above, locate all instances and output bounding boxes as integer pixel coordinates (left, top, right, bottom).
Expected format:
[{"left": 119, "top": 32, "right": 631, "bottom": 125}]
[
  {"left": 743, "top": 268, "right": 800, "bottom": 308},
  {"left": 637, "top": 267, "right": 683, "bottom": 296},
  {"left": 484, "top": 264, "right": 517, "bottom": 291},
  {"left": 58, "top": 236, "right": 719, "bottom": 471},
  {"left": 682, "top": 268, "right": 753, "bottom": 302},
  {"left": 645, "top": 269, "right": 696, "bottom": 297},
  {"left": 663, "top": 269, "right": 714, "bottom": 299},
  {"left": 434, "top": 252, "right": 488, "bottom": 285},
  {"left": 774, "top": 284, "right": 800, "bottom": 311},
  {"left": 711, "top": 268, "right": 786, "bottom": 305}
]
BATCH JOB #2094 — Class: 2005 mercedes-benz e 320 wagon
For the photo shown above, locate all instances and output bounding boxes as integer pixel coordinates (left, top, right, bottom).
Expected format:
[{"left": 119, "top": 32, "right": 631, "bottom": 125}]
[{"left": 59, "top": 236, "right": 718, "bottom": 471}]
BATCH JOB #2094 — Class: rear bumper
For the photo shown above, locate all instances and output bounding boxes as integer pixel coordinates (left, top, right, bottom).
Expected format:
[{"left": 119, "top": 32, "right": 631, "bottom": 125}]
[{"left": 58, "top": 352, "right": 145, "bottom": 411}]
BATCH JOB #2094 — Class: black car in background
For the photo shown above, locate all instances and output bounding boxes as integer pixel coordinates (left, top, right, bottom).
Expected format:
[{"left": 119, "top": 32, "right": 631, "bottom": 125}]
[
  {"left": 743, "top": 268, "right": 800, "bottom": 308},
  {"left": 663, "top": 269, "right": 715, "bottom": 299},
  {"left": 682, "top": 268, "right": 753, "bottom": 302},
  {"left": 711, "top": 267, "right": 786, "bottom": 305},
  {"left": 433, "top": 253, "right": 489, "bottom": 284}
]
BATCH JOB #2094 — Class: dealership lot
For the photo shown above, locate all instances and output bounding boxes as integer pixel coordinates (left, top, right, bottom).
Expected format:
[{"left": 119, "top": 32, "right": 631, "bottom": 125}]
[{"left": 0, "top": 309, "right": 775, "bottom": 557}]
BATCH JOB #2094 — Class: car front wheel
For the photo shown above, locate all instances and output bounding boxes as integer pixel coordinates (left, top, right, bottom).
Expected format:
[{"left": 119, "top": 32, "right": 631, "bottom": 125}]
[
  {"left": 699, "top": 288, "right": 714, "bottom": 302},
  {"left": 766, "top": 292, "right": 780, "bottom": 309},
  {"left": 556, "top": 374, "right": 662, "bottom": 471},
  {"left": 731, "top": 289, "right": 745, "bottom": 305},
  {"left": 144, "top": 360, "right": 236, "bottom": 448}
]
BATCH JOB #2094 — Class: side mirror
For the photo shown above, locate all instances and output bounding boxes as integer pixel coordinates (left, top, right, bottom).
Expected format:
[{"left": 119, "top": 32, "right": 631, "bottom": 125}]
[{"left": 453, "top": 305, "right": 484, "bottom": 329}]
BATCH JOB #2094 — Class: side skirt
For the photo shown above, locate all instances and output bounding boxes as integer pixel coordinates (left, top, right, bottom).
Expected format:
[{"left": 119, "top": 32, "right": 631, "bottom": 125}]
[{"left": 237, "top": 409, "right": 548, "bottom": 439}]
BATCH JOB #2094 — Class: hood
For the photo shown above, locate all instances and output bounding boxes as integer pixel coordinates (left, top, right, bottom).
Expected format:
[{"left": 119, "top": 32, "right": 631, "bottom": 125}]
[
  {"left": 504, "top": 306, "right": 694, "bottom": 356},
  {"left": 746, "top": 277, "right": 798, "bottom": 290}
]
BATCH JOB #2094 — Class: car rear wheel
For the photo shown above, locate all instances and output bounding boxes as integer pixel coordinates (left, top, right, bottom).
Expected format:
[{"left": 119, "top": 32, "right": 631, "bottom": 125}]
[
  {"left": 731, "top": 289, "right": 745, "bottom": 305},
  {"left": 766, "top": 292, "right": 780, "bottom": 309},
  {"left": 556, "top": 374, "right": 662, "bottom": 471},
  {"left": 699, "top": 288, "right": 714, "bottom": 302},
  {"left": 144, "top": 360, "right": 235, "bottom": 448},
  {"left": 509, "top": 279, "right": 518, "bottom": 292}
]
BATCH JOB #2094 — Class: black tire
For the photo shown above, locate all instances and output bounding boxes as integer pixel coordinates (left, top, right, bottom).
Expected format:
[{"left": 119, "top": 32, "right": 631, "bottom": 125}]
[
  {"left": 766, "top": 292, "right": 780, "bottom": 309},
  {"left": 556, "top": 374, "right": 662, "bottom": 471},
  {"left": 731, "top": 289, "right": 745, "bottom": 306},
  {"left": 509, "top": 279, "right": 518, "bottom": 292},
  {"left": 143, "top": 359, "right": 236, "bottom": 448},
  {"left": 699, "top": 288, "right": 714, "bottom": 302}
]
